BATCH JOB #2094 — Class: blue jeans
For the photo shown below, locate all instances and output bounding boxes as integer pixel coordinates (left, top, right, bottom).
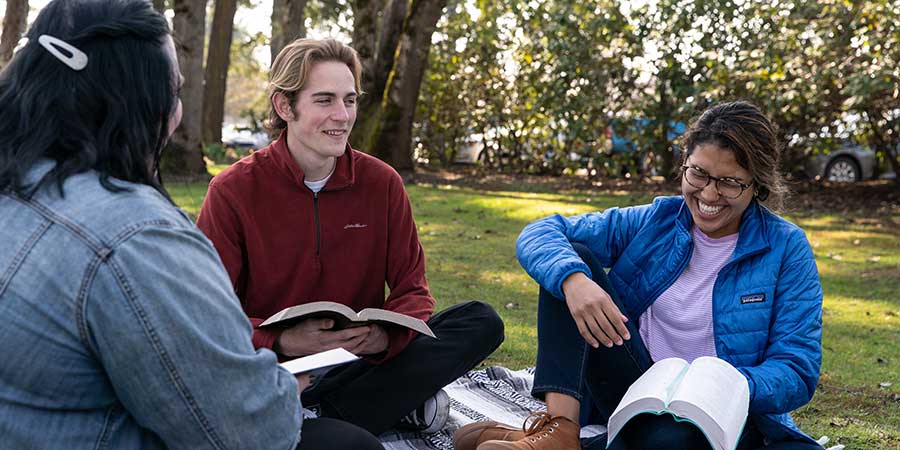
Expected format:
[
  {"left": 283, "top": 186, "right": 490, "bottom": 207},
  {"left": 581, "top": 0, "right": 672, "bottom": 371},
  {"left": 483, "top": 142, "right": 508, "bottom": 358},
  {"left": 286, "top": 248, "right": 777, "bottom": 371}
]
[{"left": 532, "top": 243, "right": 822, "bottom": 450}]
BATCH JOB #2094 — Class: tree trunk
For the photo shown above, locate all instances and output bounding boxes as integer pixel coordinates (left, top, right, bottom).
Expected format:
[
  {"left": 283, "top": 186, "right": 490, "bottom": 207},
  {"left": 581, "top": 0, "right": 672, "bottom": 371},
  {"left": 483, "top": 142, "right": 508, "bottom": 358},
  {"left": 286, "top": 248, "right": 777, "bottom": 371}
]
[
  {"left": 865, "top": 109, "right": 900, "bottom": 184},
  {"left": 164, "top": 0, "right": 209, "bottom": 179},
  {"left": 368, "top": 0, "right": 448, "bottom": 172},
  {"left": 350, "top": 0, "right": 378, "bottom": 96},
  {"left": 0, "top": 0, "right": 28, "bottom": 68},
  {"left": 350, "top": 0, "right": 408, "bottom": 151},
  {"left": 270, "top": 0, "right": 307, "bottom": 66},
  {"left": 203, "top": 0, "right": 238, "bottom": 145},
  {"left": 372, "top": 0, "right": 409, "bottom": 102}
]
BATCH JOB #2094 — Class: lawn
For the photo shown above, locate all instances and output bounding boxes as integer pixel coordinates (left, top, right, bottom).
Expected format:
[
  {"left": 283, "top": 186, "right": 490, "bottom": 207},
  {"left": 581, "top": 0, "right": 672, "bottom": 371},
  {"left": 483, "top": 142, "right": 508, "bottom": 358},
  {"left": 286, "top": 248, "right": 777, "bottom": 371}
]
[{"left": 166, "top": 175, "right": 899, "bottom": 450}]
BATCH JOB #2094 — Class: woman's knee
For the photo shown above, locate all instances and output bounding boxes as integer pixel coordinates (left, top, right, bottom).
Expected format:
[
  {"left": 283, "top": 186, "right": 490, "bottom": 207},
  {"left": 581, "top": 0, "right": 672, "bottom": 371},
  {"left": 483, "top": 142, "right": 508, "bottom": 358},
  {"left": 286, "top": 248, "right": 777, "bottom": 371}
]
[{"left": 621, "top": 414, "right": 710, "bottom": 450}]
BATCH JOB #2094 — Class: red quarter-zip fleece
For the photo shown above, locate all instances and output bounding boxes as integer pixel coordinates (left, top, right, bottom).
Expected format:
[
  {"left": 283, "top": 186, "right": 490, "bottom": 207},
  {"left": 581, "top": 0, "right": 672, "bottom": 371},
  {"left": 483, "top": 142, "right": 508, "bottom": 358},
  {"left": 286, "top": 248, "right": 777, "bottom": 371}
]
[{"left": 197, "top": 135, "right": 435, "bottom": 362}]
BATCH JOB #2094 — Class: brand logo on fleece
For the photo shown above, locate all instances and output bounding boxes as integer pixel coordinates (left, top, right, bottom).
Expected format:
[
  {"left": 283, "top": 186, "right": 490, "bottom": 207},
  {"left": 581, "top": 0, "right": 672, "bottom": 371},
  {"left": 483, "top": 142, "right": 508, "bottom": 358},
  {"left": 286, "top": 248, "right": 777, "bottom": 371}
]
[
  {"left": 740, "top": 293, "right": 766, "bottom": 304},
  {"left": 344, "top": 223, "right": 368, "bottom": 229}
]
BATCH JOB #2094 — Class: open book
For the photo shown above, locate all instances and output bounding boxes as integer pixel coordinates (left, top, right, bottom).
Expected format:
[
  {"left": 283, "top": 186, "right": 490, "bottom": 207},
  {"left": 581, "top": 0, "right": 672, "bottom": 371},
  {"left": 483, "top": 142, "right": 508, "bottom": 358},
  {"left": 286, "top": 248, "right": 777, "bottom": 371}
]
[
  {"left": 280, "top": 348, "right": 360, "bottom": 377},
  {"left": 259, "top": 301, "right": 436, "bottom": 338},
  {"left": 607, "top": 356, "right": 750, "bottom": 450}
]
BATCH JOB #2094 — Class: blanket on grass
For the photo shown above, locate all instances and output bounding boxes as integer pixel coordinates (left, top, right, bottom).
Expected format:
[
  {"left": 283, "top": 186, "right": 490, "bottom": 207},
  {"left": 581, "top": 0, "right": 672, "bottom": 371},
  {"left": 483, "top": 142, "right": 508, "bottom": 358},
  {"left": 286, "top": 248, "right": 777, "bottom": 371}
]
[
  {"left": 377, "top": 366, "right": 844, "bottom": 450},
  {"left": 378, "top": 366, "right": 606, "bottom": 450}
]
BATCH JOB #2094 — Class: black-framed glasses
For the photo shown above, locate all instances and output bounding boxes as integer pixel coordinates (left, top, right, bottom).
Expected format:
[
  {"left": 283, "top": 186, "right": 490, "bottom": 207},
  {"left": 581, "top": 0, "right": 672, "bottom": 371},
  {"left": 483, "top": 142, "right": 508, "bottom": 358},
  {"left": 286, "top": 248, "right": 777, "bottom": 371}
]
[{"left": 682, "top": 165, "right": 752, "bottom": 199}]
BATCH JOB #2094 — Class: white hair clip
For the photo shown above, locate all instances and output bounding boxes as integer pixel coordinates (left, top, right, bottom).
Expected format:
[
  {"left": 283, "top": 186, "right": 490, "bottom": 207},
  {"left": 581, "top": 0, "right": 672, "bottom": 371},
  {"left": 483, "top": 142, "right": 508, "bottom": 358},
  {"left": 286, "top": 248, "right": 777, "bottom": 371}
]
[{"left": 38, "top": 34, "right": 88, "bottom": 71}]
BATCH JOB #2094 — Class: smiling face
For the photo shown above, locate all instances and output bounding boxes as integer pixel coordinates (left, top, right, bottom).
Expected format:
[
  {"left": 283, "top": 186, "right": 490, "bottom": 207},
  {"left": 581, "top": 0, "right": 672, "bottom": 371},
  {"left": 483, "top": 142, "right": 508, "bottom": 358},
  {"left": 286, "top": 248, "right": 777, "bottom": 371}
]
[
  {"left": 278, "top": 60, "right": 357, "bottom": 173},
  {"left": 681, "top": 142, "right": 755, "bottom": 238}
]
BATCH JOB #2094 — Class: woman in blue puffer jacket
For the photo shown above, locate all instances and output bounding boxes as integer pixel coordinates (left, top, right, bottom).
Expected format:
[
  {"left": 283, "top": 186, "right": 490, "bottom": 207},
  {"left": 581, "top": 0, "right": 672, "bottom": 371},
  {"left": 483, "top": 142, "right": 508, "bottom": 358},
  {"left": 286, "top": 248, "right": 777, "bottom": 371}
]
[{"left": 456, "top": 101, "right": 823, "bottom": 450}]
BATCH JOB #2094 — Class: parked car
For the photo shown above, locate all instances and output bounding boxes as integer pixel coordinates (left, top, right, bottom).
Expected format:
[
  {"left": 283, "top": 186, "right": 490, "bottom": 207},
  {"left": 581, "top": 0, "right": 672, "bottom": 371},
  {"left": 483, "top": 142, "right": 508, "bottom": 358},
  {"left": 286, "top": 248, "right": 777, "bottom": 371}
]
[
  {"left": 454, "top": 133, "right": 485, "bottom": 164},
  {"left": 607, "top": 119, "right": 687, "bottom": 155},
  {"left": 804, "top": 142, "right": 876, "bottom": 182},
  {"left": 222, "top": 124, "right": 269, "bottom": 151}
]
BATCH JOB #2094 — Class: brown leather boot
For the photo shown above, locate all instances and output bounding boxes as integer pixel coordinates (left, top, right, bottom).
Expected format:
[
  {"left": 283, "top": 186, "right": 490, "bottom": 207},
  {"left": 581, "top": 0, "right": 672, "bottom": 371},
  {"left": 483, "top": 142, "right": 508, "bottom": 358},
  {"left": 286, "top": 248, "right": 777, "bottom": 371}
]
[
  {"left": 476, "top": 411, "right": 581, "bottom": 450},
  {"left": 453, "top": 420, "right": 525, "bottom": 450}
]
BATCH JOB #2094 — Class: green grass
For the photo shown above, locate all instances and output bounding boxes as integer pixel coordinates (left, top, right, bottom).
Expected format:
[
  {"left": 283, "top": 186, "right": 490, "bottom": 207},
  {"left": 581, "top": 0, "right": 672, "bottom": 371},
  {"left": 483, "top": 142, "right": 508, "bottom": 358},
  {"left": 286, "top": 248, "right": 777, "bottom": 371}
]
[{"left": 165, "top": 176, "right": 899, "bottom": 449}]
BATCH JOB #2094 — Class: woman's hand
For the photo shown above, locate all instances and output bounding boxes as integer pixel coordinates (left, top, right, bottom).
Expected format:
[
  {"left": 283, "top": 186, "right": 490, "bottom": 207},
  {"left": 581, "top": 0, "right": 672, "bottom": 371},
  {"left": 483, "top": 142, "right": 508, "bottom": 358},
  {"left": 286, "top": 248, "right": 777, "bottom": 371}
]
[{"left": 561, "top": 272, "right": 630, "bottom": 348}]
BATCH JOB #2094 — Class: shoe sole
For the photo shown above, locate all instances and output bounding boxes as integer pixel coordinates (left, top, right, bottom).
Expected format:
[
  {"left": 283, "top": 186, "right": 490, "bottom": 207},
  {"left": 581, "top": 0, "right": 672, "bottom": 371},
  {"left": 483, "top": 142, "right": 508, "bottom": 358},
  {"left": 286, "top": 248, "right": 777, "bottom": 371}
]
[{"left": 421, "top": 389, "right": 451, "bottom": 434}]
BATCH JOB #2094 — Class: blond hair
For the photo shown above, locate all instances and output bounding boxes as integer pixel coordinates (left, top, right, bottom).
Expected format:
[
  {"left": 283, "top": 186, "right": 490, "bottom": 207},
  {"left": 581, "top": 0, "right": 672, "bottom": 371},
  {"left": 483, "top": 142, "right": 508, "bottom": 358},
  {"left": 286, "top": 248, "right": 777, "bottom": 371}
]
[{"left": 265, "top": 38, "right": 363, "bottom": 132}]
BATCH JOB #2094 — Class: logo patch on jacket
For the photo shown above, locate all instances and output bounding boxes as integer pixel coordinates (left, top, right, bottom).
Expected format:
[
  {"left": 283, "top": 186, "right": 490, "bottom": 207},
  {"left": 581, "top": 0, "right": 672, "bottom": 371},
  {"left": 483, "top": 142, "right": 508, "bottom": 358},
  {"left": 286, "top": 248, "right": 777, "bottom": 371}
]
[{"left": 740, "top": 293, "right": 766, "bottom": 304}]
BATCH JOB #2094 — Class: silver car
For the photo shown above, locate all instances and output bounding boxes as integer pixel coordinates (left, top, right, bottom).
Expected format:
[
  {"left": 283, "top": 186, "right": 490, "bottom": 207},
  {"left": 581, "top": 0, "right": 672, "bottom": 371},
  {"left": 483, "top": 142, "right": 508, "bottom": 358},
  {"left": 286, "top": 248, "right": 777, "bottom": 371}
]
[{"left": 805, "top": 142, "right": 876, "bottom": 182}]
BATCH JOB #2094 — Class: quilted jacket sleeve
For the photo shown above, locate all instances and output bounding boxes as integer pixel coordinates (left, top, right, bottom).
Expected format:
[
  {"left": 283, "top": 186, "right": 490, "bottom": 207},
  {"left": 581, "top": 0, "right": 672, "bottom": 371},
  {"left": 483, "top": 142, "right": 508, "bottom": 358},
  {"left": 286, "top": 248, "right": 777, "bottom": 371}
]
[
  {"left": 516, "top": 199, "right": 659, "bottom": 300},
  {"left": 737, "top": 228, "right": 823, "bottom": 414}
]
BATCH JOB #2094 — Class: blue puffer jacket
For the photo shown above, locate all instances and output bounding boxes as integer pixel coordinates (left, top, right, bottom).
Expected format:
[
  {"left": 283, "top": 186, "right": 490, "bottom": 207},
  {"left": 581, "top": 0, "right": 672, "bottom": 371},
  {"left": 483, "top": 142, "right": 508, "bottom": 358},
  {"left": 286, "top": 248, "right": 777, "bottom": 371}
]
[{"left": 516, "top": 196, "right": 823, "bottom": 444}]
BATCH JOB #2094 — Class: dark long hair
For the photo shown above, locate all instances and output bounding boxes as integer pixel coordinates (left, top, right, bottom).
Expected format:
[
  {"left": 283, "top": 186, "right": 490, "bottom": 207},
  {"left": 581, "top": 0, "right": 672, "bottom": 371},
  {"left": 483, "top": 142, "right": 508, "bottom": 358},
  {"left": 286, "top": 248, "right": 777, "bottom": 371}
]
[
  {"left": 0, "top": 0, "right": 176, "bottom": 200},
  {"left": 681, "top": 101, "right": 788, "bottom": 210}
]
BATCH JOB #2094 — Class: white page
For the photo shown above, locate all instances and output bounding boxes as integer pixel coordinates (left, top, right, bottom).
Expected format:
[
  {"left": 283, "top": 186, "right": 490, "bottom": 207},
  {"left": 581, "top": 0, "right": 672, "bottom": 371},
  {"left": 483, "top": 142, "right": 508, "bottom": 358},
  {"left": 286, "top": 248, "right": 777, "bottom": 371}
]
[
  {"left": 279, "top": 348, "right": 359, "bottom": 375},
  {"left": 669, "top": 357, "right": 749, "bottom": 450},
  {"left": 607, "top": 358, "right": 688, "bottom": 442}
]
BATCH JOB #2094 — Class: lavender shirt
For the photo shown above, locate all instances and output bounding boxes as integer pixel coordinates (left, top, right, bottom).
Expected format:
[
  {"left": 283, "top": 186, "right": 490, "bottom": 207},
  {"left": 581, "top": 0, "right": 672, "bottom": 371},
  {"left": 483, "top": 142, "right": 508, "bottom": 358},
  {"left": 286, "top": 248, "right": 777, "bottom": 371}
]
[{"left": 638, "top": 226, "right": 738, "bottom": 363}]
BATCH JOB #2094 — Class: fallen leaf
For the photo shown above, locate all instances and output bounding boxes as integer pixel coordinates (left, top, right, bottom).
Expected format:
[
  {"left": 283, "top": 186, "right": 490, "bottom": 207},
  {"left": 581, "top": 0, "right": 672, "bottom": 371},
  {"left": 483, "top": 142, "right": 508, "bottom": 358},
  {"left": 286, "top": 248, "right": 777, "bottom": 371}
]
[
  {"left": 504, "top": 302, "right": 520, "bottom": 310},
  {"left": 868, "top": 256, "right": 881, "bottom": 263},
  {"left": 853, "top": 239, "right": 861, "bottom": 245},
  {"left": 831, "top": 254, "right": 843, "bottom": 261},
  {"left": 879, "top": 382, "right": 892, "bottom": 389},
  {"left": 877, "top": 358, "right": 888, "bottom": 364},
  {"left": 829, "top": 417, "right": 848, "bottom": 427}
]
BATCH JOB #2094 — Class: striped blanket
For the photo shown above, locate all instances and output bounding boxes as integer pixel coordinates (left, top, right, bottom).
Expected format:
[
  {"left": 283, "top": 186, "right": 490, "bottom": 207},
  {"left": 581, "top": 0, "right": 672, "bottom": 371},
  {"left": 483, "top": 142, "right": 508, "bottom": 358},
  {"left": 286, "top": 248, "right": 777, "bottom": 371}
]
[
  {"left": 377, "top": 366, "right": 843, "bottom": 450},
  {"left": 378, "top": 366, "right": 607, "bottom": 450}
]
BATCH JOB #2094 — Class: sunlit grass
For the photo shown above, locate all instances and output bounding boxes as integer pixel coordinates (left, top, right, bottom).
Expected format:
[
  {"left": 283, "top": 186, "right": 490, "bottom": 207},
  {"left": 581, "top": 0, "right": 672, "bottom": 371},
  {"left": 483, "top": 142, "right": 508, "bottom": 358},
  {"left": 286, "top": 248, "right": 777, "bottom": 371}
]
[{"left": 171, "top": 174, "right": 899, "bottom": 449}]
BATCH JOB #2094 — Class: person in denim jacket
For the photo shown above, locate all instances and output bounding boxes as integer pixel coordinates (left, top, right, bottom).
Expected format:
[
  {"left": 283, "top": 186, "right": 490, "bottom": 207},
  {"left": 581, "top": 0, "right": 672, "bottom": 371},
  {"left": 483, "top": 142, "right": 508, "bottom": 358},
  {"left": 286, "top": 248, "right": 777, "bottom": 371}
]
[
  {"left": 457, "top": 102, "right": 823, "bottom": 450},
  {"left": 0, "top": 1, "right": 382, "bottom": 449}
]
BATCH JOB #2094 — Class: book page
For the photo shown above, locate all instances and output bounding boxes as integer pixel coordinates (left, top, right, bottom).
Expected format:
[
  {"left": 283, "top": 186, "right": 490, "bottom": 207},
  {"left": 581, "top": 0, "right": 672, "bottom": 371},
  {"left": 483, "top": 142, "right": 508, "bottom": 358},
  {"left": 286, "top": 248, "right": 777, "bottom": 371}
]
[
  {"left": 669, "top": 356, "right": 749, "bottom": 450},
  {"left": 357, "top": 308, "right": 436, "bottom": 338},
  {"left": 260, "top": 301, "right": 357, "bottom": 327},
  {"left": 607, "top": 358, "right": 688, "bottom": 444},
  {"left": 279, "top": 348, "right": 360, "bottom": 376}
]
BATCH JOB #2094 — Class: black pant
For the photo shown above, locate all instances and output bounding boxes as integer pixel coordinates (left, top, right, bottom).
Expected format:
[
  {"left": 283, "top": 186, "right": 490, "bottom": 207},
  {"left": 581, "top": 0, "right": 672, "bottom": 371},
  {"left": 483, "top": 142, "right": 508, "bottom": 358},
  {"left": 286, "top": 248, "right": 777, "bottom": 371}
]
[
  {"left": 301, "top": 301, "right": 504, "bottom": 435},
  {"left": 297, "top": 417, "right": 384, "bottom": 450},
  {"left": 541, "top": 243, "right": 822, "bottom": 450}
]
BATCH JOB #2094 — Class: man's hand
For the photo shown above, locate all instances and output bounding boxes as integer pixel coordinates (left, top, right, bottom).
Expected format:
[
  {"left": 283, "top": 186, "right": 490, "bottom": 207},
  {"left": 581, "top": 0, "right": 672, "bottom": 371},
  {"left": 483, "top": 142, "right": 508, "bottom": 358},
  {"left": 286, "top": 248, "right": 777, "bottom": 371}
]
[
  {"left": 275, "top": 318, "right": 369, "bottom": 357},
  {"left": 346, "top": 324, "right": 390, "bottom": 356},
  {"left": 561, "top": 272, "right": 630, "bottom": 348}
]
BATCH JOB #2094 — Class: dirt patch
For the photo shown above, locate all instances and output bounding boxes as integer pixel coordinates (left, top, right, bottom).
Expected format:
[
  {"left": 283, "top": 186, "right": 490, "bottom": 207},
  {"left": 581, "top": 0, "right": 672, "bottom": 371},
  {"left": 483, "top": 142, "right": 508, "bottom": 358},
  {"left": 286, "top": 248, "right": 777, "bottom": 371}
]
[{"left": 411, "top": 167, "right": 899, "bottom": 218}]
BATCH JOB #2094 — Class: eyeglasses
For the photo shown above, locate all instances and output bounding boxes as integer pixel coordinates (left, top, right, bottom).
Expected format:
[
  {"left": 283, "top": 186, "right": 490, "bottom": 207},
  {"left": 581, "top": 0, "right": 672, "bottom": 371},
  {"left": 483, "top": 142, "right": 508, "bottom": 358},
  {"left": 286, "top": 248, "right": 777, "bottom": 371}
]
[{"left": 682, "top": 165, "right": 752, "bottom": 199}]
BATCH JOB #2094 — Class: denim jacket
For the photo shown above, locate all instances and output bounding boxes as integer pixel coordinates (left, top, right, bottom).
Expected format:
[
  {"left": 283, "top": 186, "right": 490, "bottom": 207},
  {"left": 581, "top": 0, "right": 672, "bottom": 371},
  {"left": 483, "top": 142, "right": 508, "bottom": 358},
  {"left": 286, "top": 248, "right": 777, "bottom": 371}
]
[{"left": 0, "top": 161, "right": 302, "bottom": 449}]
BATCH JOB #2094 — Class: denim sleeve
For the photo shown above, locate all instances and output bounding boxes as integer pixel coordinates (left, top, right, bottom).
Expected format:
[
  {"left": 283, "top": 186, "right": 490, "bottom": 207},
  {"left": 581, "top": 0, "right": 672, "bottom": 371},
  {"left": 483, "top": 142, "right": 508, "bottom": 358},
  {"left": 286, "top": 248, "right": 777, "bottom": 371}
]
[
  {"left": 515, "top": 202, "right": 655, "bottom": 299},
  {"left": 82, "top": 224, "right": 302, "bottom": 450}
]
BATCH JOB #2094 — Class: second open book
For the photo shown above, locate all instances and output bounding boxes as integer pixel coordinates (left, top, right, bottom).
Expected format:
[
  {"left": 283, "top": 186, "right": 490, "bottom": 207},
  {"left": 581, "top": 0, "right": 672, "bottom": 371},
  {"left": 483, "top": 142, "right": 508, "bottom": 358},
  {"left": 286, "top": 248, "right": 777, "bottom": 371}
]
[
  {"left": 259, "top": 301, "right": 435, "bottom": 338},
  {"left": 607, "top": 356, "right": 750, "bottom": 450}
]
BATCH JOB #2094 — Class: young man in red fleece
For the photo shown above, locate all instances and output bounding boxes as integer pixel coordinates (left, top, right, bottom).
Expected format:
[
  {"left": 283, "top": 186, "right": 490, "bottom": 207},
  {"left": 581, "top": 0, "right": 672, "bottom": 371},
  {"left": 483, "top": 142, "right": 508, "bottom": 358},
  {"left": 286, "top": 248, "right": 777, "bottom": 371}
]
[{"left": 196, "top": 38, "right": 504, "bottom": 435}]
